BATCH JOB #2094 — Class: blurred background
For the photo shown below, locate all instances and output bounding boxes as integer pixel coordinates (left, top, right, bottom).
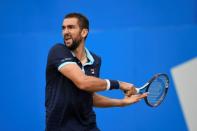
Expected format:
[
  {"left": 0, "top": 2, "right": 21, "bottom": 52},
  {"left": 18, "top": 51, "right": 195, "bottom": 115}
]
[{"left": 0, "top": 0, "right": 197, "bottom": 130}]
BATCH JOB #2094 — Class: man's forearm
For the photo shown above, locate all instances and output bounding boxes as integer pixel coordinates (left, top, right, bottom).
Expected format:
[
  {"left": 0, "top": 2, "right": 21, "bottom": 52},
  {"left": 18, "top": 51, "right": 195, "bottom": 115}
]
[
  {"left": 81, "top": 75, "right": 110, "bottom": 92},
  {"left": 59, "top": 64, "right": 121, "bottom": 92},
  {"left": 93, "top": 93, "right": 124, "bottom": 107},
  {"left": 59, "top": 64, "right": 108, "bottom": 92}
]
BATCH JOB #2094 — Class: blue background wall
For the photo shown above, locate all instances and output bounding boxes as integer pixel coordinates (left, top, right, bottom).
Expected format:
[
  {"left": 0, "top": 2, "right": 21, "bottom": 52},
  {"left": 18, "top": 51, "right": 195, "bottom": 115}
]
[{"left": 0, "top": 0, "right": 197, "bottom": 130}]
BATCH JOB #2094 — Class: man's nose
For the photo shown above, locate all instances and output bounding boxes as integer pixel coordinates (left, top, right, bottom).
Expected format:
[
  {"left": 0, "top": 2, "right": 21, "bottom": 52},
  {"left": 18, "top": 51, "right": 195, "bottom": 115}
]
[{"left": 63, "top": 28, "right": 69, "bottom": 34}]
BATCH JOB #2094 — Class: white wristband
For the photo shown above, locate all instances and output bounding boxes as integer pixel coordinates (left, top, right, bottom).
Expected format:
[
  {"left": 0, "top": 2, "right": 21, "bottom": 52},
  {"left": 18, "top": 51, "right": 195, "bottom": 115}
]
[{"left": 105, "top": 79, "right": 110, "bottom": 90}]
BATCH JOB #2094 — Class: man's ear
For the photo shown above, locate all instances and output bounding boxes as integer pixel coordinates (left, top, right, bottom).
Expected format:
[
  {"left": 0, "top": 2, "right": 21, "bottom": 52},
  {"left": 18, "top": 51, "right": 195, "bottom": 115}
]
[{"left": 81, "top": 29, "right": 88, "bottom": 38}]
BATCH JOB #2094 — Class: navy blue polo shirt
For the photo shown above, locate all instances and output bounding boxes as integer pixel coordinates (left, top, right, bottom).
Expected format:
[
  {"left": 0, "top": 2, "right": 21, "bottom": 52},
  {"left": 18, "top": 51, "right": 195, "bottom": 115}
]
[{"left": 45, "top": 43, "right": 101, "bottom": 131}]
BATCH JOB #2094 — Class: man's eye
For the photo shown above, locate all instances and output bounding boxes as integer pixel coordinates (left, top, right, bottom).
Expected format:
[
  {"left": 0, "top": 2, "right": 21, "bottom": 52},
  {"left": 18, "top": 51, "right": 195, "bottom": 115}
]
[
  {"left": 62, "top": 25, "right": 76, "bottom": 30},
  {"left": 68, "top": 25, "right": 76, "bottom": 29}
]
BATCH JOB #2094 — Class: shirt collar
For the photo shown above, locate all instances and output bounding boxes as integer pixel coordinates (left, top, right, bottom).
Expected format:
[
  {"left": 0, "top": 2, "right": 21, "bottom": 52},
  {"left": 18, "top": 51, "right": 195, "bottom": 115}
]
[{"left": 71, "top": 48, "right": 94, "bottom": 66}]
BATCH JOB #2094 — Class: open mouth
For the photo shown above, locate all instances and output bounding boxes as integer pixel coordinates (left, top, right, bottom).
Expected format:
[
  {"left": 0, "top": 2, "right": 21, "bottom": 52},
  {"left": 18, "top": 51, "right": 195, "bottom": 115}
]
[
  {"left": 65, "top": 38, "right": 71, "bottom": 41},
  {"left": 64, "top": 37, "right": 71, "bottom": 40},
  {"left": 64, "top": 37, "right": 72, "bottom": 45},
  {"left": 64, "top": 35, "right": 72, "bottom": 41}
]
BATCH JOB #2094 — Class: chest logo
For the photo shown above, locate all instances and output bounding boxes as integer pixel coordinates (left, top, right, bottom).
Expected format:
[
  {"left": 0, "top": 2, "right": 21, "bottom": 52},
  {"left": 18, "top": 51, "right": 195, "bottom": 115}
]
[{"left": 90, "top": 68, "right": 95, "bottom": 74}]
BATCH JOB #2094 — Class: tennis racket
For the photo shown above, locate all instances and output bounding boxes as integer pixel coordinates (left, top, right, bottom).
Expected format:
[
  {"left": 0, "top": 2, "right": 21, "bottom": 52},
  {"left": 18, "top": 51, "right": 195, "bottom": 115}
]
[{"left": 135, "top": 73, "right": 169, "bottom": 107}]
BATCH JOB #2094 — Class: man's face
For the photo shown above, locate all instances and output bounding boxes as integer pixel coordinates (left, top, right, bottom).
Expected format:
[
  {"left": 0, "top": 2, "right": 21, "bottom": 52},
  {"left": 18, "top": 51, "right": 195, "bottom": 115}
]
[{"left": 62, "top": 18, "right": 83, "bottom": 50}]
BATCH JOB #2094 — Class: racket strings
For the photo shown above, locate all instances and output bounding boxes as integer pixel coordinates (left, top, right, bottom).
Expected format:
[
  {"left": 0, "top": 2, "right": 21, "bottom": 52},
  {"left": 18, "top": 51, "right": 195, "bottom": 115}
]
[{"left": 147, "top": 77, "right": 167, "bottom": 106}]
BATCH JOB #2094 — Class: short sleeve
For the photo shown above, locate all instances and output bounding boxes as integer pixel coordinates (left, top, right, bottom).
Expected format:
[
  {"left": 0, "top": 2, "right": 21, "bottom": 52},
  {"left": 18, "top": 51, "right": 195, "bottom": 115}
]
[{"left": 47, "top": 44, "right": 76, "bottom": 70}]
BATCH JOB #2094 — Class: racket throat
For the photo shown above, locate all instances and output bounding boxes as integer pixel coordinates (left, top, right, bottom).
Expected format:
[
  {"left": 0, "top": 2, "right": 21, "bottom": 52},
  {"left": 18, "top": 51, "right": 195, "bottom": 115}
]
[{"left": 136, "top": 82, "right": 149, "bottom": 94}]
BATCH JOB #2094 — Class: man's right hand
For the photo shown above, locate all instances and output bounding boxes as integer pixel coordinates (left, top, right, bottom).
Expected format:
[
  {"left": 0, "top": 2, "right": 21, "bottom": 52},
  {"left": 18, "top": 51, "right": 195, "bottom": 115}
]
[{"left": 119, "top": 81, "right": 137, "bottom": 96}]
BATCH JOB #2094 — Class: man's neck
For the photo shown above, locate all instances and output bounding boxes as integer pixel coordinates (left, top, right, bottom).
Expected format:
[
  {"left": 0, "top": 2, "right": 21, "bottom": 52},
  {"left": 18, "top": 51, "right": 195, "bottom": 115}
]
[{"left": 73, "top": 43, "right": 86, "bottom": 62}]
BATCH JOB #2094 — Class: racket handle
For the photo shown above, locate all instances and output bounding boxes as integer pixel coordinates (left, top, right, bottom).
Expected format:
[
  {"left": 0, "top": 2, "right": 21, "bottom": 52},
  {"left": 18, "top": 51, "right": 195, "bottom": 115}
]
[
  {"left": 123, "top": 87, "right": 142, "bottom": 95},
  {"left": 135, "top": 88, "right": 140, "bottom": 94}
]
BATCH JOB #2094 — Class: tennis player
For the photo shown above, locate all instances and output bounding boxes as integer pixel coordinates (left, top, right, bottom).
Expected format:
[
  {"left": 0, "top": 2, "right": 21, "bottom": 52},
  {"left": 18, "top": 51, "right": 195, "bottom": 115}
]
[{"left": 45, "top": 12, "right": 148, "bottom": 131}]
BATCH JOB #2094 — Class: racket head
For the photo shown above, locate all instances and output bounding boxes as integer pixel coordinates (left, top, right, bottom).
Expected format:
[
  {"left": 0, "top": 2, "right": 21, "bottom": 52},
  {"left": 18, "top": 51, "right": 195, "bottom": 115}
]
[{"left": 144, "top": 73, "right": 169, "bottom": 107}]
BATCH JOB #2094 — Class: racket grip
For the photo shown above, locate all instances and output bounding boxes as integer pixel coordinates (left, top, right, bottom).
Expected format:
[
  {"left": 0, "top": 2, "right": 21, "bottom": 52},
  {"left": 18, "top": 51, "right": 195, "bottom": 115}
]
[
  {"left": 124, "top": 88, "right": 139, "bottom": 95},
  {"left": 135, "top": 88, "right": 140, "bottom": 94}
]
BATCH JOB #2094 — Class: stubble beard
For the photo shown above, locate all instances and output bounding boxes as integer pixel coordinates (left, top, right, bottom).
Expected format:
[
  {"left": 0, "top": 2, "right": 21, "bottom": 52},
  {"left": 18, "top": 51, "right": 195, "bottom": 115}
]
[
  {"left": 67, "top": 39, "right": 80, "bottom": 51},
  {"left": 64, "top": 35, "right": 82, "bottom": 51}
]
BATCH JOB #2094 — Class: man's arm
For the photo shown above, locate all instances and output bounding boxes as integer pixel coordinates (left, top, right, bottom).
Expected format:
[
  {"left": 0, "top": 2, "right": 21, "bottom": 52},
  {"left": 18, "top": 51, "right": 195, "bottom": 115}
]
[
  {"left": 93, "top": 93, "right": 148, "bottom": 107},
  {"left": 59, "top": 64, "right": 134, "bottom": 92}
]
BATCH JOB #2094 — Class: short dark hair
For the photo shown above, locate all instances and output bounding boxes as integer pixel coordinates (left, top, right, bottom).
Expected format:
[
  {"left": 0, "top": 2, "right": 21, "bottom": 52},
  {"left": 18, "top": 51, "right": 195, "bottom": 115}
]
[{"left": 64, "top": 13, "right": 89, "bottom": 31}]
